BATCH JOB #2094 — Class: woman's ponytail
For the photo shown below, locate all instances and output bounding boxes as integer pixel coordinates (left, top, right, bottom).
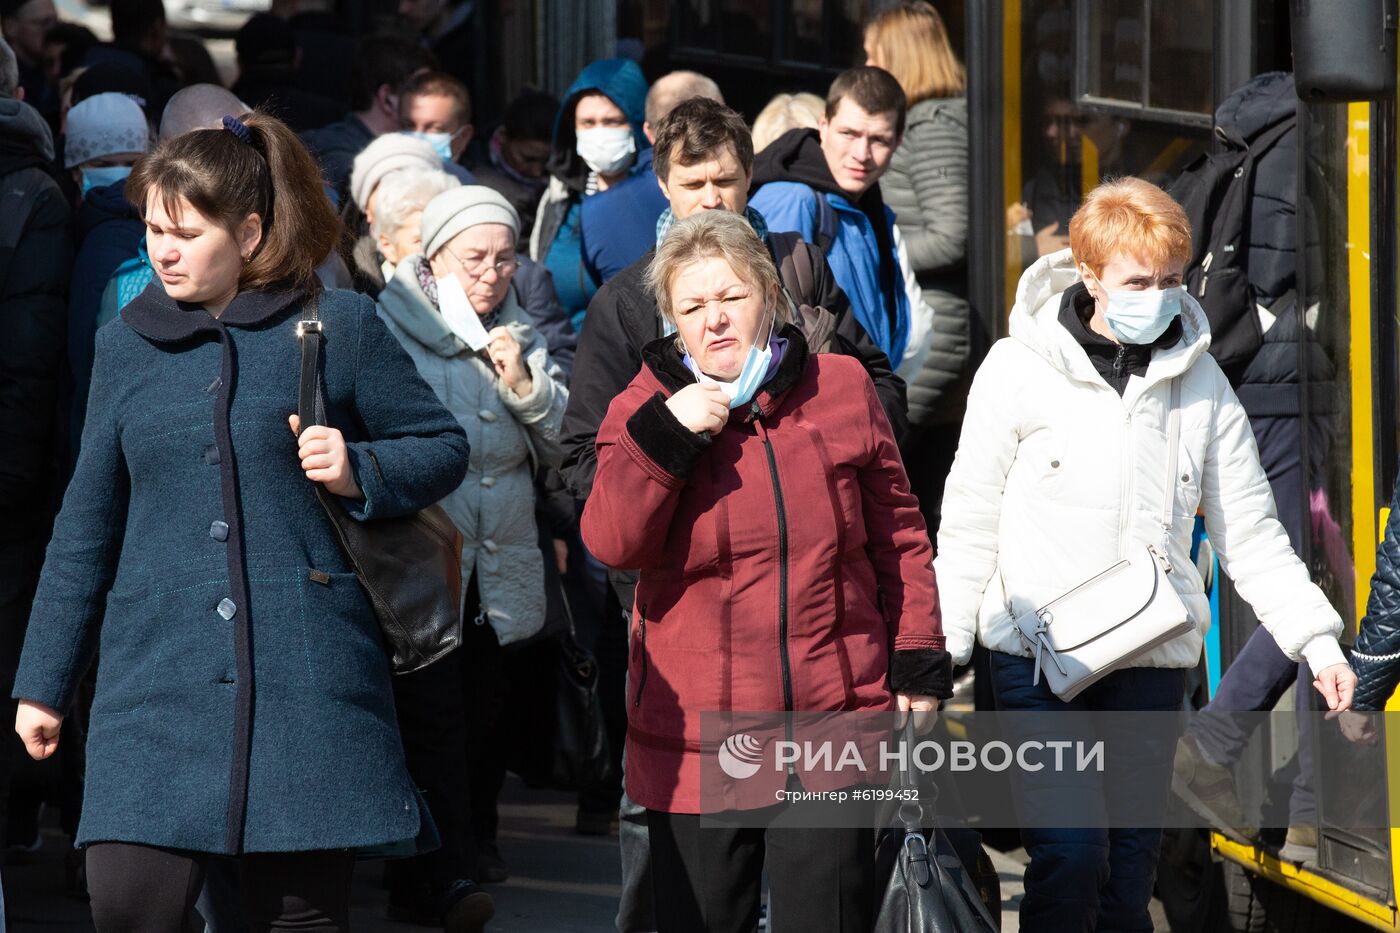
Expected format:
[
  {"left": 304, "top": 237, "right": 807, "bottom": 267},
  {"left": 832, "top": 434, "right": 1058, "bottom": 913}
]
[{"left": 240, "top": 112, "right": 341, "bottom": 295}]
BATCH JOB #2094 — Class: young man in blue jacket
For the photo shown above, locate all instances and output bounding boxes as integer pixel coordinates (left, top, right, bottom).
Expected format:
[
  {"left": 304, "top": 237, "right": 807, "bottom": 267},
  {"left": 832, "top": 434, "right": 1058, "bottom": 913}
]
[{"left": 749, "top": 65, "right": 911, "bottom": 368}]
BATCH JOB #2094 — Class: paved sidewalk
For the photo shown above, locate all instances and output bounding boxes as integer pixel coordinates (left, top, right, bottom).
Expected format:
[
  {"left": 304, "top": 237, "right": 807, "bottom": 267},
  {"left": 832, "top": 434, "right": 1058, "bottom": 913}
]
[
  {"left": 4, "top": 779, "right": 620, "bottom": 933},
  {"left": 5, "top": 779, "right": 1171, "bottom": 931}
]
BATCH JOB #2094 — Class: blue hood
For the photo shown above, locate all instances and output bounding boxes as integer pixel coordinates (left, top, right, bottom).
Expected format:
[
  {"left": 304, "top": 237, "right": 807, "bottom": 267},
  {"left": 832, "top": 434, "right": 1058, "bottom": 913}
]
[{"left": 547, "top": 58, "right": 650, "bottom": 189}]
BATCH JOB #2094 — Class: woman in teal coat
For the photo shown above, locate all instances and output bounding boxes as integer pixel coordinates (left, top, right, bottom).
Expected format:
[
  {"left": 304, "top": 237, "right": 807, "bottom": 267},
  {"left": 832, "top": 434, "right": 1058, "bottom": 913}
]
[{"left": 12, "top": 111, "right": 470, "bottom": 931}]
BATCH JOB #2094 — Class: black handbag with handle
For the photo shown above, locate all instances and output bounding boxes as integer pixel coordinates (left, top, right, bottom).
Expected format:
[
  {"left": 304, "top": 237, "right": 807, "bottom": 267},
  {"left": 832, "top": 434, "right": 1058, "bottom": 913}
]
[
  {"left": 873, "top": 723, "right": 1000, "bottom": 933},
  {"left": 296, "top": 309, "right": 464, "bottom": 675}
]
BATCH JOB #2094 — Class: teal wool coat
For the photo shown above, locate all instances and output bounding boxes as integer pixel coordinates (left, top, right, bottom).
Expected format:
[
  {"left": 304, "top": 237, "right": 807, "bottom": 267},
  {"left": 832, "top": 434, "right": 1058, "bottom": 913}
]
[{"left": 12, "top": 286, "right": 471, "bottom": 854}]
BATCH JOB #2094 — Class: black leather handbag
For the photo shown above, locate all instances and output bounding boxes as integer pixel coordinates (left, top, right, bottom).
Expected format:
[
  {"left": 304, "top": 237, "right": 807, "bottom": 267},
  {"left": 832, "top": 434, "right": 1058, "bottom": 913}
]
[
  {"left": 502, "top": 625, "right": 615, "bottom": 793},
  {"left": 873, "top": 724, "right": 999, "bottom": 933},
  {"left": 296, "top": 311, "right": 464, "bottom": 675}
]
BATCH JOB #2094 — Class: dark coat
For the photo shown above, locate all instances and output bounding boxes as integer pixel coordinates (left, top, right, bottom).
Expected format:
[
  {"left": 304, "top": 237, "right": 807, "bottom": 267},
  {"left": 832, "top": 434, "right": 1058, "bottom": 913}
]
[
  {"left": 1214, "top": 72, "right": 1297, "bottom": 306},
  {"left": 231, "top": 74, "right": 347, "bottom": 134},
  {"left": 0, "top": 98, "right": 70, "bottom": 549},
  {"left": 580, "top": 328, "right": 950, "bottom": 813},
  {"left": 69, "top": 180, "right": 144, "bottom": 455},
  {"left": 558, "top": 235, "right": 907, "bottom": 502},
  {"left": 1352, "top": 472, "right": 1400, "bottom": 709},
  {"left": 13, "top": 286, "right": 471, "bottom": 854},
  {"left": 301, "top": 114, "right": 375, "bottom": 204},
  {"left": 512, "top": 256, "right": 578, "bottom": 379}
]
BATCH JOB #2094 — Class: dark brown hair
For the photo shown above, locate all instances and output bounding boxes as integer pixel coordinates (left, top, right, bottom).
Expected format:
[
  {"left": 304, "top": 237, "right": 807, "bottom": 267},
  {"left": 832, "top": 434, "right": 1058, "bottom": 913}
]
[
  {"left": 651, "top": 97, "right": 754, "bottom": 183},
  {"left": 825, "top": 65, "right": 908, "bottom": 137},
  {"left": 350, "top": 34, "right": 435, "bottom": 113},
  {"left": 398, "top": 69, "right": 471, "bottom": 127},
  {"left": 126, "top": 109, "right": 341, "bottom": 296}
]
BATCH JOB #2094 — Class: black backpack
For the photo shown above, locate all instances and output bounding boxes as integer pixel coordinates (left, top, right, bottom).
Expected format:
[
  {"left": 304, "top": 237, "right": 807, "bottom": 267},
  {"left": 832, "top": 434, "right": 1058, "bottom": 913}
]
[{"left": 1166, "top": 115, "right": 1295, "bottom": 372}]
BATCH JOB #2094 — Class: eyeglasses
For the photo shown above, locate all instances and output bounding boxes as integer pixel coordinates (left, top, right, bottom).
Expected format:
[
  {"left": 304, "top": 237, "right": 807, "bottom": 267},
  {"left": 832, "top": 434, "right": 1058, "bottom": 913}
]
[{"left": 446, "top": 248, "right": 518, "bottom": 281}]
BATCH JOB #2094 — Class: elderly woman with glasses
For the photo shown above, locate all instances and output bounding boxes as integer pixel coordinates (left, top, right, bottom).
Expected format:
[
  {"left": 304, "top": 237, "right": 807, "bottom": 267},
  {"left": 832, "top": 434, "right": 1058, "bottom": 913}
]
[
  {"left": 373, "top": 184, "right": 569, "bottom": 917},
  {"left": 581, "top": 209, "right": 951, "bottom": 933}
]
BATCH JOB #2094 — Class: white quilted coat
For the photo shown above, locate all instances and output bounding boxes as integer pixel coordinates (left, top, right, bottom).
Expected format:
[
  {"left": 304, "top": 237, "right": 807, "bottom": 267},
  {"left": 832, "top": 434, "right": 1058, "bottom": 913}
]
[{"left": 934, "top": 250, "right": 1345, "bottom": 673}]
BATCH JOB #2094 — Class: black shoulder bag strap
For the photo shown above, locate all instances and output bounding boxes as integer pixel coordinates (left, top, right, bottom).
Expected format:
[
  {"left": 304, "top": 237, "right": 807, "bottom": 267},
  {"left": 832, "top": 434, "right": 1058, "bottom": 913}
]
[{"left": 296, "top": 298, "right": 327, "bottom": 430}]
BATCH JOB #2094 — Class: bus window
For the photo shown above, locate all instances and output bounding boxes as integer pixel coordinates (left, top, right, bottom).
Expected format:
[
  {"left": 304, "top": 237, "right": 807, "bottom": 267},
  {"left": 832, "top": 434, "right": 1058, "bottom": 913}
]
[
  {"left": 1006, "top": 0, "right": 1211, "bottom": 308},
  {"left": 1081, "top": 0, "right": 1214, "bottom": 119}
]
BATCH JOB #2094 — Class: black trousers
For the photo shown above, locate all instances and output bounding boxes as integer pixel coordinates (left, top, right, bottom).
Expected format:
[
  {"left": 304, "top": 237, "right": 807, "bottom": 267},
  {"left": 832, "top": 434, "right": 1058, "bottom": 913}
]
[
  {"left": 388, "top": 574, "right": 504, "bottom": 891},
  {"left": 648, "top": 810, "right": 877, "bottom": 933},
  {"left": 86, "top": 843, "right": 353, "bottom": 933}
]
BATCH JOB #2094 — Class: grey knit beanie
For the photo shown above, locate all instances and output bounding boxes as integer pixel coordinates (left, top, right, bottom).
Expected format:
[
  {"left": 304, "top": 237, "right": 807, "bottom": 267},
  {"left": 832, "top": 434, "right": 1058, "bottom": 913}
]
[{"left": 420, "top": 185, "right": 521, "bottom": 259}]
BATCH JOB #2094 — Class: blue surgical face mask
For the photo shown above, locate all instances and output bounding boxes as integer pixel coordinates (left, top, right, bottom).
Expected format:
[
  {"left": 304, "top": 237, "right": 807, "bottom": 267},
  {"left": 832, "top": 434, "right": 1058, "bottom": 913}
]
[
  {"left": 1087, "top": 271, "right": 1183, "bottom": 345},
  {"left": 409, "top": 130, "right": 455, "bottom": 162},
  {"left": 681, "top": 300, "right": 777, "bottom": 410},
  {"left": 81, "top": 165, "right": 133, "bottom": 195}
]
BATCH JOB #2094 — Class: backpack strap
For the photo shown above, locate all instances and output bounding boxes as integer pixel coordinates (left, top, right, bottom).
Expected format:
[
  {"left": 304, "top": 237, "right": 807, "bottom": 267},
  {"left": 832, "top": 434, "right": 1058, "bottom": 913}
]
[
  {"left": 770, "top": 231, "right": 820, "bottom": 308},
  {"left": 813, "top": 191, "right": 837, "bottom": 253}
]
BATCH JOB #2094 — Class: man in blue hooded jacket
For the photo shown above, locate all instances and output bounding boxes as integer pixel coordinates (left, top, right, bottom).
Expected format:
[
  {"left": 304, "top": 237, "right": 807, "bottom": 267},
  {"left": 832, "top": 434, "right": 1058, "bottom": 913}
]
[
  {"left": 527, "top": 58, "right": 649, "bottom": 330},
  {"left": 749, "top": 65, "right": 912, "bottom": 367}
]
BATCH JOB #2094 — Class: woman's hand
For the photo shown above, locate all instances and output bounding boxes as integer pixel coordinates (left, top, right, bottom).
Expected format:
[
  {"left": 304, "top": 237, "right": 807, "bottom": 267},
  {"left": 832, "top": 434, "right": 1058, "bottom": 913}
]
[
  {"left": 895, "top": 692, "right": 941, "bottom": 735},
  {"left": 15, "top": 699, "right": 62, "bottom": 761},
  {"left": 665, "top": 383, "right": 730, "bottom": 436},
  {"left": 1313, "top": 662, "right": 1356, "bottom": 712},
  {"left": 288, "top": 414, "right": 363, "bottom": 500},
  {"left": 487, "top": 327, "right": 532, "bottom": 398}
]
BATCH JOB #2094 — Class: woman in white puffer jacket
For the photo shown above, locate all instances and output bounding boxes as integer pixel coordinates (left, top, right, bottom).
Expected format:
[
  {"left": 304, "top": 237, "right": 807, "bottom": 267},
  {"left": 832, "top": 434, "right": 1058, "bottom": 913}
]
[{"left": 934, "top": 177, "right": 1354, "bottom": 932}]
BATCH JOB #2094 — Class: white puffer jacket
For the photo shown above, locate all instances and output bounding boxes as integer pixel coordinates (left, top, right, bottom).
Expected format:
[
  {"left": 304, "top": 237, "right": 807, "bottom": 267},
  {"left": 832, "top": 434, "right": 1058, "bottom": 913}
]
[{"left": 935, "top": 250, "right": 1345, "bottom": 673}]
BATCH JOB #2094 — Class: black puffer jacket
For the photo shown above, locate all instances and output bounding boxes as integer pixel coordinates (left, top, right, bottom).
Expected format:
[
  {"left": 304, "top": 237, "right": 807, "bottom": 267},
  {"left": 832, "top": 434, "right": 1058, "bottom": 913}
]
[
  {"left": 1215, "top": 72, "right": 1325, "bottom": 413},
  {"left": 0, "top": 98, "right": 70, "bottom": 549},
  {"left": 1215, "top": 72, "right": 1297, "bottom": 305},
  {"left": 1351, "top": 477, "right": 1400, "bottom": 709}
]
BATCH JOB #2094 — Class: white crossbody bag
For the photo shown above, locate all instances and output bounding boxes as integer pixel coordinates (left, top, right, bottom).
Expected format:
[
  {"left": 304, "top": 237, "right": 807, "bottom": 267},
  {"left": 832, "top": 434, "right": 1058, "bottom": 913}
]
[{"left": 1010, "top": 378, "right": 1194, "bottom": 702}]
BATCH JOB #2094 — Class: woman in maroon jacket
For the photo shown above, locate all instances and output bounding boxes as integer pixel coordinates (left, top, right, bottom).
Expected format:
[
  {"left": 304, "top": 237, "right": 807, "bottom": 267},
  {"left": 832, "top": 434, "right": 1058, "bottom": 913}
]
[{"left": 582, "top": 210, "right": 951, "bottom": 933}]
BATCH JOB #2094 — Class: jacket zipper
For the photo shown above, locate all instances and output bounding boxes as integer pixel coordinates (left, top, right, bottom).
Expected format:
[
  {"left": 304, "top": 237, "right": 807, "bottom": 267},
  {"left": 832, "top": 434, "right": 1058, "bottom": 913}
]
[
  {"left": 633, "top": 604, "right": 649, "bottom": 708},
  {"left": 754, "top": 406, "right": 795, "bottom": 721},
  {"left": 1111, "top": 345, "right": 1127, "bottom": 390},
  {"left": 1117, "top": 403, "right": 1134, "bottom": 559}
]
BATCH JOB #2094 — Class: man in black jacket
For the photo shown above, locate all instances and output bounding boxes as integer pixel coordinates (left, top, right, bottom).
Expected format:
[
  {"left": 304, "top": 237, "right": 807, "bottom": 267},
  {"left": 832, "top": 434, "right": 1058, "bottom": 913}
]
[
  {"left": 0, "top": 49, "right": 69, "bottom": 848},
  {"left": 560, "top": 97, "right": 906, "bottom": 502},
  {"left": 557, "top": 96, "right": 906, "bottom": 933}
]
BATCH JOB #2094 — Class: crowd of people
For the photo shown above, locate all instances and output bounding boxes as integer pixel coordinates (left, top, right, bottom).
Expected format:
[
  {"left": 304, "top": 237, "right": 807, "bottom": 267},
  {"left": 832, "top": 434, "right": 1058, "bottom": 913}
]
[{"left": 0, "top": 0, "right": 1391, "bottom": 931}]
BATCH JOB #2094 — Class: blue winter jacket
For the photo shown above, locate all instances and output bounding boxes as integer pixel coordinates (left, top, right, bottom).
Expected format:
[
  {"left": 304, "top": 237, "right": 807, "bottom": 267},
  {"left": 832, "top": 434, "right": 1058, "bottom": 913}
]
[
  {"left": 533, "top": 58, "right": 650, "bottom": 327},
  {"left": 13, "top": 286, "right": 470, "bottom": 854},
  {"left": 581, "top": 146, "right": 667, "bottom": 286},
  {"left": 749, "top": 181, "right": 911, "bottom": 365}
]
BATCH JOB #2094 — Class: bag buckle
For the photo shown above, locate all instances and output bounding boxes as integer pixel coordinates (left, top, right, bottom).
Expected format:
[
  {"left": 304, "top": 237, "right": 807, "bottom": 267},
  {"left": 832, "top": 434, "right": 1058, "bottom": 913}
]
[
  {"left": 902, "top": 832, "right": 932, "bottom": 887},
  {"left": 1031, "top": 611, "right": 1067, "bottom": 687},
  {"left": 296, "top": 319, "right": 323, "bottom": 338}
]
